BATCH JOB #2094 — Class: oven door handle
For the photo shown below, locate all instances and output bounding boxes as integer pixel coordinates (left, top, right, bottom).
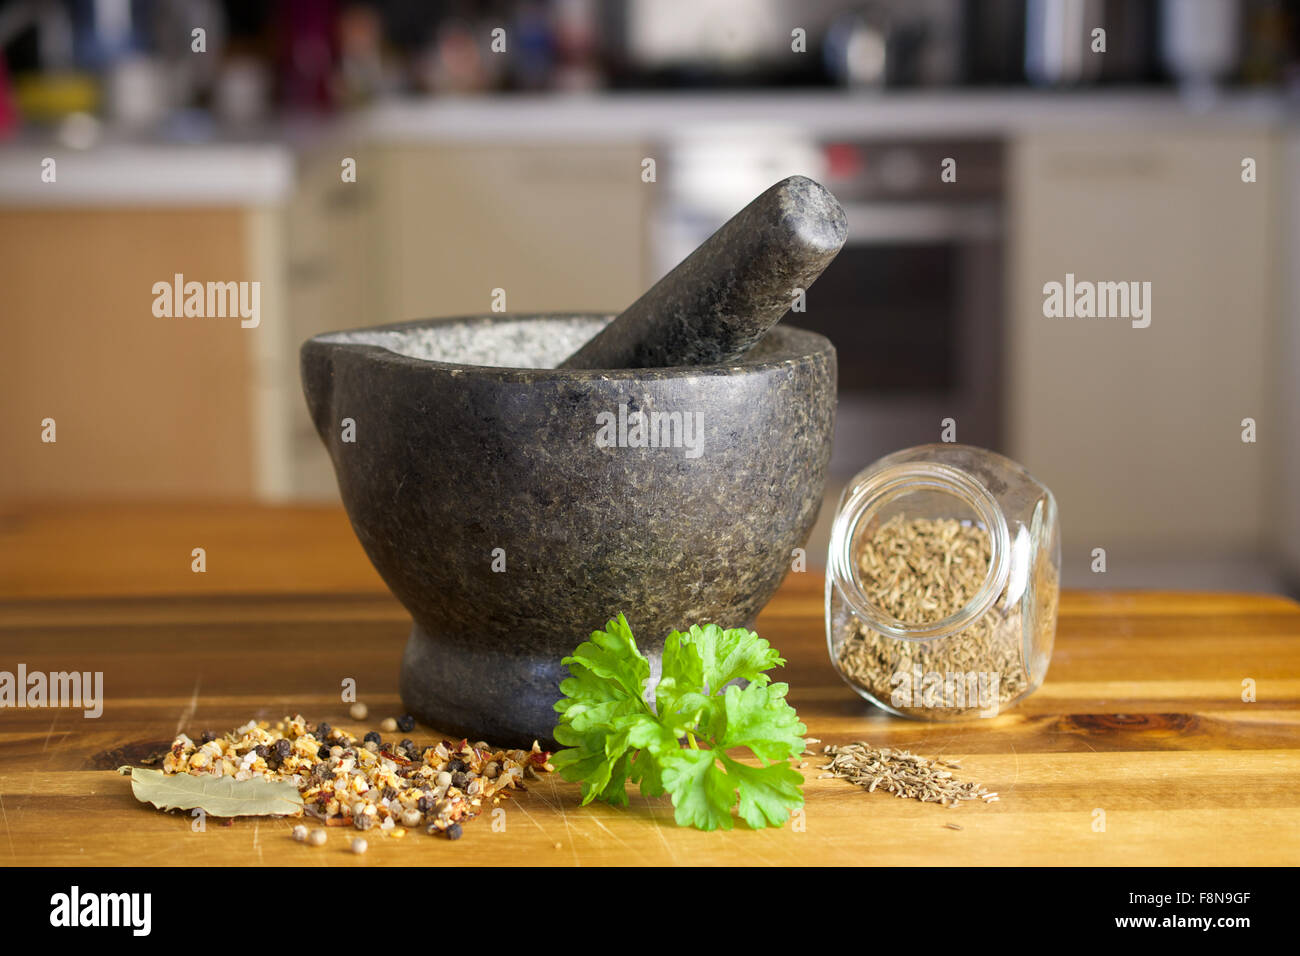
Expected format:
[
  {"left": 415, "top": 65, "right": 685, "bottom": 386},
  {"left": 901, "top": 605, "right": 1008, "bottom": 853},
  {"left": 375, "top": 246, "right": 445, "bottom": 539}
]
[{"left": 841, "top": 202, "right": 1001, "bottom": 243}]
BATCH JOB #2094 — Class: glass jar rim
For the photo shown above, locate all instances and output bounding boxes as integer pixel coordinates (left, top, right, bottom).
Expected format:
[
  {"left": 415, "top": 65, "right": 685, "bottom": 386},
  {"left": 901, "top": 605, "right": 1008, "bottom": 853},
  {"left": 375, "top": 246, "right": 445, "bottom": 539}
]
[{"left": 828, "top": 460, "right": 1012, "bottom": 642}]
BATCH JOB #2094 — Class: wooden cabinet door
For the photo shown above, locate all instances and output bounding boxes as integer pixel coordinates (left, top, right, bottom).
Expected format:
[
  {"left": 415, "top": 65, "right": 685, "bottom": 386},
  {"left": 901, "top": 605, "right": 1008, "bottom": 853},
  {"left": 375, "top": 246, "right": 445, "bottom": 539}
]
[{"left": 0, "top": 207, "right": 255, "bottom": 501}]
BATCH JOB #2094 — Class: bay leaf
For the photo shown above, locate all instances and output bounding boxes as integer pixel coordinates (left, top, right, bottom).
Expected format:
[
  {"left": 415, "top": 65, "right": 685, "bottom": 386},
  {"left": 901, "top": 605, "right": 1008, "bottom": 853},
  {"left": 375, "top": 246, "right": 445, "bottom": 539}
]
[{"left": 128, "top": 767, "right": 304, "bottom": 817}]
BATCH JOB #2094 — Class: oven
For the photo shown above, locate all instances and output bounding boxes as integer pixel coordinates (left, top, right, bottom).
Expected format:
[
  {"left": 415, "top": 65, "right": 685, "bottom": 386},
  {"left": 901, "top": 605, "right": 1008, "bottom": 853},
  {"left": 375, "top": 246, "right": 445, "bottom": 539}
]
[{"left": 654, "top": 134, "right": 1005, "bottom": 478}]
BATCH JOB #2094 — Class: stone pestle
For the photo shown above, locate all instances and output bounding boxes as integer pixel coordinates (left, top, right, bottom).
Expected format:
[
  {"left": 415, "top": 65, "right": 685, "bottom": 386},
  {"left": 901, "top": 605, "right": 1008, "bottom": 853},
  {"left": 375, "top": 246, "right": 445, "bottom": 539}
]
[{"left": 557, "top": 175, "right": 848, "bottom": 370}]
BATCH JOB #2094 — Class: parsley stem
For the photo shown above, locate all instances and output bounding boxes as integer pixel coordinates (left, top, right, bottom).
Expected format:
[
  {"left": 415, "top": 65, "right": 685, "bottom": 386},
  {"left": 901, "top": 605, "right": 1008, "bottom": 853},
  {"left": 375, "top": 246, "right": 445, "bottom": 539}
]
[{"left": 687, "top": 732, "right": 699, "bottom": 750}]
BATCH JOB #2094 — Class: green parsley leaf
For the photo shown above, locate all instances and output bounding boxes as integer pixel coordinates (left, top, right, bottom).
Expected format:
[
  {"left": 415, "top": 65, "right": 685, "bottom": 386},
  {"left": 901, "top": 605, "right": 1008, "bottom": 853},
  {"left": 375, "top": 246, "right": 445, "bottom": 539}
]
[
  {"left": 675, "top": 623, "right": 786, "bottom": 692},
  {"left": 552, "top": 614, "right": 807, "bottom": 831},
  {"left": 659, "top": 749, "right": 735, "bottom": 831},
  {"left": 551, "top": 614, "right": 655, "bottom": 806},
  {"left": 718, "top": 682, "right": 807, "bottom": 763},
  {"left": 718, "top": 754, "right": 805, "bottom": 830}
]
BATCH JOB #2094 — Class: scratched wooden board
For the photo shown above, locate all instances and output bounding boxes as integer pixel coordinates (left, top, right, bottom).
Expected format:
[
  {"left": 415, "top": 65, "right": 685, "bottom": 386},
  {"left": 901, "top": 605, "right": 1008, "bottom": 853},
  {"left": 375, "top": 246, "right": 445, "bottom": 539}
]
[{"left": 1, "top": 577, "right": 1298, "bottom": 866}]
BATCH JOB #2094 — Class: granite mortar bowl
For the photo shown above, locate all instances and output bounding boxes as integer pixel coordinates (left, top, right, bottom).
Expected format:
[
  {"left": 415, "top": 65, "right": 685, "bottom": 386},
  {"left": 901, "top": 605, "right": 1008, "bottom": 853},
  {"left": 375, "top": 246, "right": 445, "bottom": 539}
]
[{"left": 301, "top": 313, "right": 836, "bottom": 748}]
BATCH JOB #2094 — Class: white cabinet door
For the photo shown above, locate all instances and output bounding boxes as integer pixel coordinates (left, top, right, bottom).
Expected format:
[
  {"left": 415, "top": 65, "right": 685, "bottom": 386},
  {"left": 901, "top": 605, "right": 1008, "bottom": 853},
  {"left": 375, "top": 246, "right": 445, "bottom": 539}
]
[
  {"left": 1008, "top": 130, "right": 1280, "bottom": 559},
  {"left": 282, "top": 141, "right": 651, "bottom": 499},
  {"left": 374, "top": 143, "right": 650, "bottom": 321}
]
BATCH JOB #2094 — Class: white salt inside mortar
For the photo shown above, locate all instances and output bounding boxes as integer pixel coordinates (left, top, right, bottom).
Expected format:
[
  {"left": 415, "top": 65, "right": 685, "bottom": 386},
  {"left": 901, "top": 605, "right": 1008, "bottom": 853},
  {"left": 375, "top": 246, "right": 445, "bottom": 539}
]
[{"left": 325, "top": 316, "right": 608, "bottom": 370}]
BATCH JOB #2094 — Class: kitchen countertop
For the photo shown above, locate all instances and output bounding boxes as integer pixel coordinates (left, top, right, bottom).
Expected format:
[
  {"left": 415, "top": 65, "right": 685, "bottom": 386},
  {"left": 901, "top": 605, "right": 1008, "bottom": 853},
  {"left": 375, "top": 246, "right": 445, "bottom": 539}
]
[
  {"left": 358, "top": 89, "right": 1296, "bottom": 143},
  {"left": 0, "top": 90, "right": 1291, "bottom": 205},
  {"left": 1, "top": 503, "right": 1297, "bottom": 866},
  {"left": 0, "top": 141, "right": 295, "bottom": 207}
]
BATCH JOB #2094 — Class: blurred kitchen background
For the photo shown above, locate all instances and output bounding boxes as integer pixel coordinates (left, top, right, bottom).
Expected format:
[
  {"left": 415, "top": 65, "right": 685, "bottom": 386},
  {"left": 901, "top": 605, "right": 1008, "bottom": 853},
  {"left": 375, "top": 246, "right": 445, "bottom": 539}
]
[{"left": 2, "top": 0, "right": 1299, "bottom": 594}]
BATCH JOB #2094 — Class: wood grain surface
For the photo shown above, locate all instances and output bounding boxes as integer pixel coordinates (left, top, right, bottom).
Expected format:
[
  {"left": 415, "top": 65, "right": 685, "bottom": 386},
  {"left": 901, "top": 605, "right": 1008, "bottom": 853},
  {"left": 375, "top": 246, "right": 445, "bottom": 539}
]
[
  {"left": 0, "top": 503, "right": 385, "bottom": 600},
  {"left": 1, "top": 506, "right": 1298, "bottom": 866}
]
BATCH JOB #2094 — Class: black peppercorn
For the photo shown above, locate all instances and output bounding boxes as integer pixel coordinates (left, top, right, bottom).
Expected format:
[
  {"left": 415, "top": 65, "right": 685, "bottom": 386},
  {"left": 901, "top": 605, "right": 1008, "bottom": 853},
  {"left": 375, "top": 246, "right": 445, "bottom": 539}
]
[
  {"left": 450, "top": 772, "right": 469, "bottom": 790},
  {"left": 315, "top": 722, "right": 331, "bottom": 739},
  {"left": 254, "top": 745, "right": 270, "bottom": 759},
  {"left": 274, "top": 738, "right": 292, "bottom": 758},
  {"left": 397, "top": 714, "right": 416, "bottom": 733},
  {"left": 417, "top": 795, "right": 434, "bottom": 812},
  {"left": 446, "top": 823, "right": 462, "bottom": 840},
  {"left": 448, "top": 759, "right": 467, "bottom": 774},
  {"left": 317, "top": 745, "right": 331, "bottom": 759},
  {"left": 400, "top": 739, "right": 415, "bottom": 754},
  {"left": 363, "top": 731, "right": 382, "bottom": 746},
  {"left": 200, "top": 730, "right": 216, "bottom": 744}
]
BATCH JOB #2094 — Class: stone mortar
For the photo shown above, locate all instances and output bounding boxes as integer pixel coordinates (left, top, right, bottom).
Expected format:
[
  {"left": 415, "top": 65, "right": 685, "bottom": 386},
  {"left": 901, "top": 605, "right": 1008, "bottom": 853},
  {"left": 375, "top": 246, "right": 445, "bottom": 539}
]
[{"left": 301, "top": 313, "right": 836, "bottom": 747}]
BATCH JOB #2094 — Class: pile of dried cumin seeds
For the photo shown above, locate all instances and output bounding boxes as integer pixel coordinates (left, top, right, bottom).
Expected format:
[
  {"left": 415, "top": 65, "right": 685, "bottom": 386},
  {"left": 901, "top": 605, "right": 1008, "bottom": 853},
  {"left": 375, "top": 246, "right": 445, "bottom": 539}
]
[
  {"left": 817, "top": 741, "right": 999, "bottom": 808},
  {"left": 162, "top": 713, "right": 554, "bottom": 839}
]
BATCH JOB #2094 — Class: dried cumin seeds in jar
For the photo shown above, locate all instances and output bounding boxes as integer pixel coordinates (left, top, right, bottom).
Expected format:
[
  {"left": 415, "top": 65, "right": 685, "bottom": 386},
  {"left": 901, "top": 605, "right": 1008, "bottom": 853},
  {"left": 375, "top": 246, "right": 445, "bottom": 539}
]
[{"left": 826, "top": 444, "right": 1060, "bottom": 720}]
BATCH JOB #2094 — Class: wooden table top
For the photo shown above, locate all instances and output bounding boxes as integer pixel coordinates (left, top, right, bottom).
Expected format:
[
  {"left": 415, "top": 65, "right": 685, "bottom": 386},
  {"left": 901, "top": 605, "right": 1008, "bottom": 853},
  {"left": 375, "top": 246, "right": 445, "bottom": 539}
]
[{"left": 1, "top": 503, "right": 1298, "bottom": 866}]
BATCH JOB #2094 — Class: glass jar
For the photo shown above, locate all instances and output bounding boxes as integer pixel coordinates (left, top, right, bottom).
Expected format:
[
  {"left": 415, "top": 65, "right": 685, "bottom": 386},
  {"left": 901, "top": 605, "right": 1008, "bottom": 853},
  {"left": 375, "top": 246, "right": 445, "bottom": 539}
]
[{"left": 826, "top": 444, "right": 1060, "bottom": 720}]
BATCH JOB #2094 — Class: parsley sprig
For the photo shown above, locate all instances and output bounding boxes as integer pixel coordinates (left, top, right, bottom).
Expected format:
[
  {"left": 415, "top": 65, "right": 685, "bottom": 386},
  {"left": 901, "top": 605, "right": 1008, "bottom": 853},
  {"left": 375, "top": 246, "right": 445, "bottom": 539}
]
[{"left": 552, "top": 614, "right": 807, "bottom": 831}]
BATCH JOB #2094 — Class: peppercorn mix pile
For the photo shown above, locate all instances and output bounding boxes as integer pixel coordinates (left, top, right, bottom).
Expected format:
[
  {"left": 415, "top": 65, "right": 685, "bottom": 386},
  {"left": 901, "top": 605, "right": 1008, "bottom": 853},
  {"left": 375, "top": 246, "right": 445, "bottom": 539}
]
[{"left": 161, "top": 713, "right": 553, "bottom": 839}]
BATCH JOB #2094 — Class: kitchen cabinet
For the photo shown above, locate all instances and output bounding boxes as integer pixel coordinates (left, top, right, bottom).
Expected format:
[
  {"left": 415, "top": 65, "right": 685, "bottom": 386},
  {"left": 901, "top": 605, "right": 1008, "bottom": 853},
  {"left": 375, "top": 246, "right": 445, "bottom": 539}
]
[
  {"left": 0, "top": 205, "right": 266, "bottom": 501},
  {"left": 279, "top": 141, "right": 652, "bottom": 499},
  {"left": 7, "top": 100, "right": 1285, "bottom": 520},
  {"left": 274, "top": 144, "right": 383, "bottom": 500},
  {"left": 1007, "top": 130, "right": 1281, "bottom": 566},
  {"left": 1279, "top": 132, "right": 1300, "bottom": 588},
  {"left": 367, "top": 142, "right": 651, "bottom": 320},
  {"left": 0, "top": 140, "right": 650, "bottom": 503}
]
